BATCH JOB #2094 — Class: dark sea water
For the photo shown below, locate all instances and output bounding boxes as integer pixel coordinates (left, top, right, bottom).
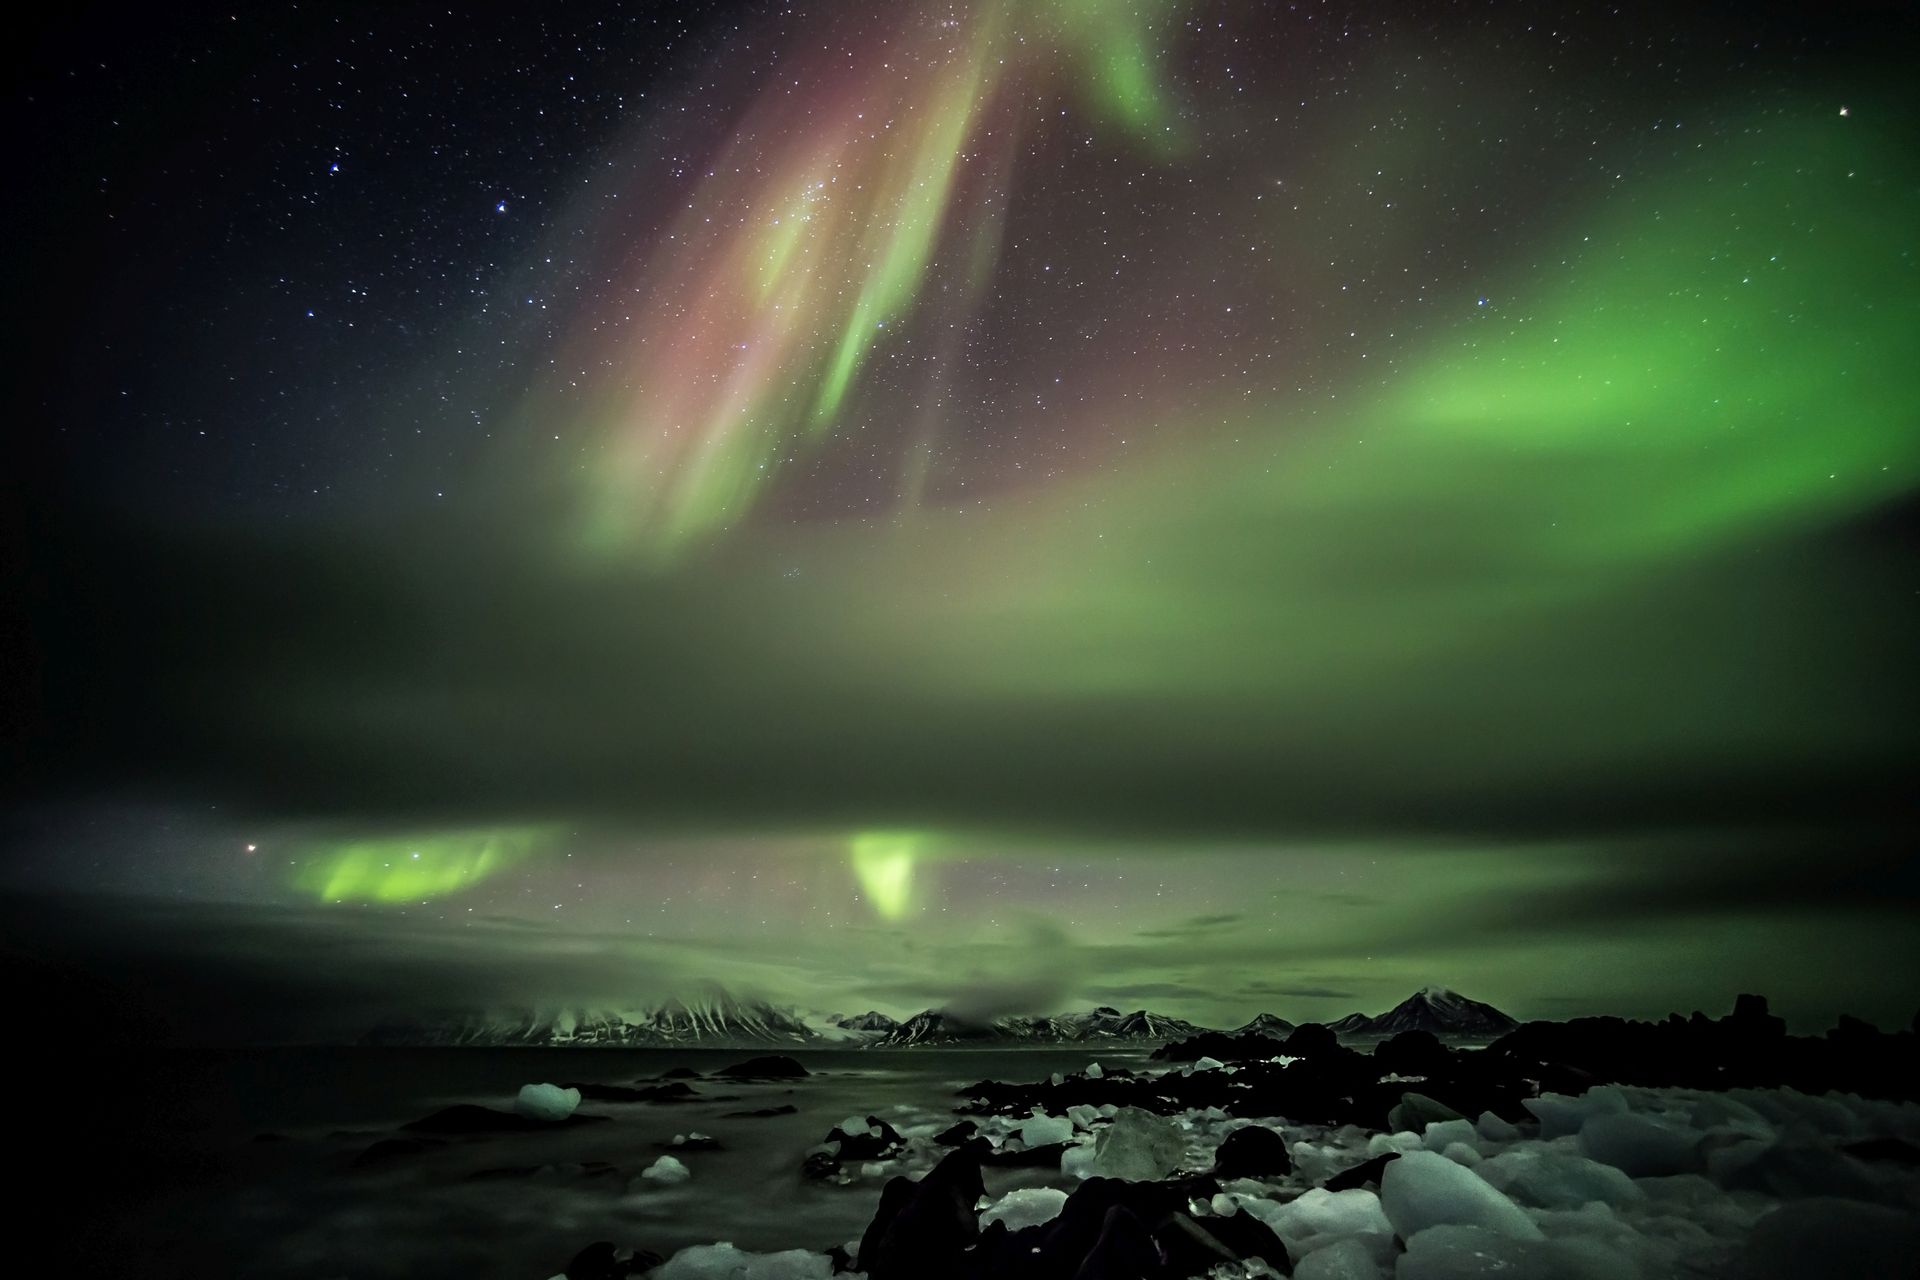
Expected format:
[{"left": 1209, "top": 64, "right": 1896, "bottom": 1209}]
[{"left": 74, "top": 1046, "right": 1144, "bottom": 1279}]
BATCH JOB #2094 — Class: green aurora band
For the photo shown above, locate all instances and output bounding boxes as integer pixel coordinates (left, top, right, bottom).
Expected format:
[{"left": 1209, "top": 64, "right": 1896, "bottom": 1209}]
[{"left": 294, "top": 828, "right": 555, "bottom": 903}]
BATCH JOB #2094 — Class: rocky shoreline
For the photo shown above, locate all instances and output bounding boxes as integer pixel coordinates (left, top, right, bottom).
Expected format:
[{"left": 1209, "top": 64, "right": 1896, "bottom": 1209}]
[{"left": 513, "top": 996, "right": 1920, "bottom": 1279}]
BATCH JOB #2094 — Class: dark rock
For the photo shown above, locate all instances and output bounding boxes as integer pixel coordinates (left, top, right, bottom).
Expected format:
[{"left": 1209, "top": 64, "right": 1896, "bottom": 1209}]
[
  {"left": 826, "top": 1115, "right": 907, "bottom": 1161},
  {"left": 975, "top": 1175, "right": 1227, "bottom": 1278},
  {"left": 1199, "top": 1207, "right": 1292, "bottom": 1273},
  {"left": 934, "top": 1119, "right": 977, "bottom": 1146},
  {"left": 401, "top": 1104, "right": 610, "bottom": 1134},
  {"left": 856, "top": 1147, "right": 983, "bottom": 1280},
  {"left": 1159, "top": 1209, "right": 1292, "bottom": 1277},
  {"left": 565, "top": 1241, "right": 621, "bottom": 1280},
  {"left": 801, "top": 1151, "right": 844, "bottom": 1181},
  {"left": 1074, "top": 1205, "right": 1158, "bottom": 1280},
  {"left": 1374, "top": 1029, "right": 1452, "bottom": 1078},
  {"left": 1388, "top": 1092, "right": 1463, "bottom": 1132},
  {"left": 1322, "top": 1151, "right": 1399, "bottom": 1191},
  {"left": 1482, "top": 996, "right": 1919, "bottom": 1102},
  {"left": 722, "top": 1104, "right": 799, "bottom": 1119},
  {"left": 660, "top": 1067, "right": 703, "bottom": 1080},
  {"left": 1282, "top": 1023, "right": 1340, "bottom": 1057},
  {"left": 1212, "top": 1124, "right": 1292, "bottom": 1178},
  {"left": 351, "top": 1136, "right": 443, "bottom": 1169},
  {"left": 715, "top": 1055, "right": 809, "bottom": 1079},
  {"left": 563, "top": 1241, "right": 662, "bottom": 1278},
  {"left": 1152, "top": 1030, "right": 1288, "bottom": 1063},
  {"left": 980, "top": 1140, "right": 1071, "bottom": 1168},
  {"left": 568, "top": 1081, "right": 698, "bottom": 1103}
]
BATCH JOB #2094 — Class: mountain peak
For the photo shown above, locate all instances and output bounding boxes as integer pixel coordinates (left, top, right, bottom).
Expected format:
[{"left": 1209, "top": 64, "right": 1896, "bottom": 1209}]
[{"left": 1362, "top": 987, "right": 1517, "bottom": 1038}]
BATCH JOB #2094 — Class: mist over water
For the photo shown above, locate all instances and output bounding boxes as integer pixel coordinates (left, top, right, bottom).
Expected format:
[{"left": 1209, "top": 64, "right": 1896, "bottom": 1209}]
[{"left": 81, "top": 1046, "right": 1143, "bottom": 1279}]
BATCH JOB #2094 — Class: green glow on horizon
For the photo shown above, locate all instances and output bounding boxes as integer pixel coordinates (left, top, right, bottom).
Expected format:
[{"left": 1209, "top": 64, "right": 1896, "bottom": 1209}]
[
  {"left": 294, "top": 828, "right": 554, "bottom": 902},
  {"left": 850, "top": 831, "right": 924, "bottom": 920}
]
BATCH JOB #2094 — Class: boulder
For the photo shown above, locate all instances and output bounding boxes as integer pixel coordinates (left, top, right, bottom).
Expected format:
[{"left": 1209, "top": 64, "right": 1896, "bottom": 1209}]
[{"left": 1212, "top": 1124, "right": 1293, "bottom": 1179}]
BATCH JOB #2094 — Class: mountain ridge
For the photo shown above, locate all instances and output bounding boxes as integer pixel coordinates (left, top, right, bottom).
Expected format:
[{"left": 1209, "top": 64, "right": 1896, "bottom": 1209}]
[{"left": 359, "top": 986, "right": 1518, "bottom": 1047}]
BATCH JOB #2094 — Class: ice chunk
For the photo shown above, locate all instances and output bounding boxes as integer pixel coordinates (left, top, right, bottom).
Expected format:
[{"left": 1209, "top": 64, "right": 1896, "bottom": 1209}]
[
  {"left": 1479, "top": 1150, "right": 1643, "bottom": 1209},
  {"left": 837, "top": 1115, "right": 874, "bottom": 1137},
  {"left": 1091, "top": 1106, "right": 1188, "bottom": 1181},
  {"left": 1689, "top": 1093, "right": 1770, "bottom": 1138},
  {"left": 1242, "top": 1186, "right": 1393, "bottom": 1252},
  {"left": 1366, "top": 1130, "right": 1424, "bottom": 1158},
  {"left": 1061, "top": 1141, "right": 1098, "bottom": 1179},
  {"left": 1190, "top": 1056, "right": 1226, "bottom": 1071},
  {"left": 1422, "top": 1118, "right": 1477, "bottom": 1152},
  {"left": 1380, "top": 1150, "right": 1543, "bottom": 1241},
  {"left": 981, "top": 1186, "right": 1068, "bottom": 1231},
  {"left": 1579, "top": 1111, "right": 1701, "bottom": 1177},
  {"left": 1066, "top": 1104, "right": 1102, "bottom": 1130},
  {"left": 1086, "top": 1061, "right": 1104, "bottom": 1078},
  {"left": 1389, "top": 1092, "right": 1464, "bottom": 1132},
  {"left": 655, "top": 1242, "right": 837, "bottom": 1280},
  {"left": 641, "top": 1154, "right": 691, "bottom": 1184},
  {"left": 1475, "top": 1110, "right": 1522, "bottom": 1143},
  {"left": 1293, "top": 1236, "right": 1383, "bottom": 1280},
  {"left": 1398, "top": 1225, "right": 1631, "bottom": 1280},
  {"left": 1020, "top": 1112, "right": 1075, "bottom": 1148},
  {"left": 513, "top": 1082, "right": 581, "bottom": 1122},
  {"left": 1522, "top": 1087, "right": 1625, "bottom": 1140},
  {"left": 1708, "top": 1131, "right": 1884, "bottom": 1201},
  {"left": 1440, "top": 1142, "right": 1481, "bottom": 1167},
  {"left": 1735, "top": 1196, "right": 1920, "bottom": 1280}
]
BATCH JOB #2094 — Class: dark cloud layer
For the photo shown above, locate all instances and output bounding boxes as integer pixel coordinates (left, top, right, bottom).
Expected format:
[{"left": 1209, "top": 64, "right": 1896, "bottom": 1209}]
[{"left": 13, "top": 503, "right": 1915, "bottom": 850}]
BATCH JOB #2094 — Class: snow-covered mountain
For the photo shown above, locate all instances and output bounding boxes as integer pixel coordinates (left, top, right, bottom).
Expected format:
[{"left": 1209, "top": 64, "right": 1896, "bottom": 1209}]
[
  {"left": 1325, "top": 986, "right": 1518, "bottom": 1039},
  {"left": 872, "top": 1005, "right": 1208, "bottom": 1047},
  {"left": 361, "top": 991, "right": 826, "bottom": 1048},
  {"left": 1233, "top": 1012, "right": 1298, "bottom": 1038},
  {"left": 834, "top": 1010, "right": 900, "bottom": 1033}
]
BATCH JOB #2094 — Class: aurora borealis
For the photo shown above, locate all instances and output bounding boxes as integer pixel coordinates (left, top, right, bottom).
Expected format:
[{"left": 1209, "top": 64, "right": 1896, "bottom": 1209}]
[{"left": 8, "top": 0, "right": 1918, "bottom": 1040}]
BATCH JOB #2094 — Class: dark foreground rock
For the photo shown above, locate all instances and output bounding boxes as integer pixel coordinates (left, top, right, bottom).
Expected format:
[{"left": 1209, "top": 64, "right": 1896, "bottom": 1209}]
[
  {"left": 563, "top": 1240, "right": 662, "bottom": 1278},
  {"left": 1321, "top": 1151, "right": 1398, "bottom": 1191},
  {"left": 1480, "top": 995, "right": 1920, "bottom": 1100},
  {"left": 805, "top": 1115, "right": 909, "bottom": 1180},
  {"left": 1210, "top": 1123, "right": 1291, "bottom": 1179},
  {"left": 934, "top": 1119, "right": 978, "bottom": 1146},
  {"left": 856, "top": 1147, "right": 1290, "bottom": 1280},
  {"left": 969, "top": 995, "right": 1919, "bottom": 1138},
  {"left": 721, "top": 1103, "right": 798, "bottom": 1118}
]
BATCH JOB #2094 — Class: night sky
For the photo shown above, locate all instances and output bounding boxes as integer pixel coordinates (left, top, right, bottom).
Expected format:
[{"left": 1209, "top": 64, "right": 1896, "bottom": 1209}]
[{"left": 8, "top": 0, "right": 1918, "bottom": 1041}]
